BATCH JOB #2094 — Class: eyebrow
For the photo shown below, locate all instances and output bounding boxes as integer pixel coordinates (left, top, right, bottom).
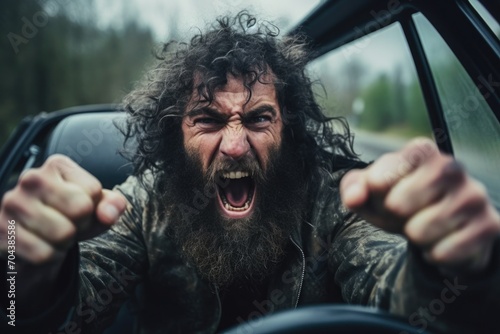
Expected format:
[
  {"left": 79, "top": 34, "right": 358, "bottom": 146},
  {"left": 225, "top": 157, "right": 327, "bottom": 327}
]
[
  {"left": 185, "top": 104, "right": 277, "bottom": 119},
  {"left": 185, "top": 107, "right": 227, "bottom": 120}
]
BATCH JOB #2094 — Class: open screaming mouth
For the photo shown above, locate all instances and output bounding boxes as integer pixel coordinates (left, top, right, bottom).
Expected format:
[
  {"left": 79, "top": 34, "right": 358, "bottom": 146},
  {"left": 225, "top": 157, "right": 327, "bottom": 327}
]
[{"left": 217, "top": 171, "right": 256, "bottom": 216}]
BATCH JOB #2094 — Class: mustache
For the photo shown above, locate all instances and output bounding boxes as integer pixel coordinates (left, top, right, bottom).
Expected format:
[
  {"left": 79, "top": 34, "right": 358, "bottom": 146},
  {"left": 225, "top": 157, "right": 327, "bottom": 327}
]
[{"left": 205, "top": 154, "right": 269, "bottom": 185}]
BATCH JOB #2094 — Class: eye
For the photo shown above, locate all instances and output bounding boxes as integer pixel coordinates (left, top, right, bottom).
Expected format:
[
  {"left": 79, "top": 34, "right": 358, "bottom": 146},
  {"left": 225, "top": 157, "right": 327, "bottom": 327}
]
[
  {"left": 193, "top": 117, "right": 224, "bottom": 131},
  {"left": 195, "top": 117, "right": 219, "bottom": 124},
  {"left": 247, "top": 115, "right": 272, "bottom": 124}
]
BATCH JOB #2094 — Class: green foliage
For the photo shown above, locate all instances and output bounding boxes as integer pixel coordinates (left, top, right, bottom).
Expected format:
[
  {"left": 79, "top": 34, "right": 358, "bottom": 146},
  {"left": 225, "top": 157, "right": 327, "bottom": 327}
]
[
  {"left": 356, "top": 72, "right": 431, "bottom": 138},
  {"left": 359, "top": 74, "right": 395, "bottom": 131},
  {"left": 0, "top": 0, "right": 155, "bottom": 147}
]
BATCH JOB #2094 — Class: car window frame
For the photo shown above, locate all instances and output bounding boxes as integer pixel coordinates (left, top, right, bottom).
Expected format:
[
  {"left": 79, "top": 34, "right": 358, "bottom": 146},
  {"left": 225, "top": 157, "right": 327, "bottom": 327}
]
[{"left": 291, "top": 0, "right": 500, "bottom": 155}]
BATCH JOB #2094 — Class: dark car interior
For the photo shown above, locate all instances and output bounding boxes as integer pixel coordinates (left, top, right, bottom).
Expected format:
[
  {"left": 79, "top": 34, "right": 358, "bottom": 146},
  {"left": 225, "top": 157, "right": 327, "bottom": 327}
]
[{"left": 44, "top": 111, "right": 134, "bottom": 190}]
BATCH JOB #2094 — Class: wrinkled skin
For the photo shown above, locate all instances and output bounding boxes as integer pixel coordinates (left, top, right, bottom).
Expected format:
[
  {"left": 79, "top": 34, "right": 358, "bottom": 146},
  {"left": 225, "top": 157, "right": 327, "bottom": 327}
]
[{"left": 182, "top": 74, "right": 283, "bottom": 220}]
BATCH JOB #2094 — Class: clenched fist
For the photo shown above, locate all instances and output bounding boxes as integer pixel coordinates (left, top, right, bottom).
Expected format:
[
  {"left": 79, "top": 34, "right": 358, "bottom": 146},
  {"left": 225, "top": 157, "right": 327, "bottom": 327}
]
[
  {"left": 0, "top": 154, "right": 127, "bottom": 265},
  {"left": 340, "top": 138, "right": 500, "bottom": 274}
]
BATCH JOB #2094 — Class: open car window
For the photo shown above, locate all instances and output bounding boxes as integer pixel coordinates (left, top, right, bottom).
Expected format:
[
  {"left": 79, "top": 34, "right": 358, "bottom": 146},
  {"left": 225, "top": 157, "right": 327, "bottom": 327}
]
[
  {"left": 308, "top": 22, "right": 432, "bottom": 162},
  {"left": 413, "top": 12, "right": 500, "bottom": 209}
]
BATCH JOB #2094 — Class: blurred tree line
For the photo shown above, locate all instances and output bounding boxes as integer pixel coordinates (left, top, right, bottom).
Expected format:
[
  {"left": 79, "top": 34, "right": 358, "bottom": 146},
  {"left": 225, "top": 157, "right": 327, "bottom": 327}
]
[
  {"left": 0, "top": 0, "right": 155, "bottom": 147},
  {"left": 316, "top": 59, "right": 432, "bottom": 139},
  {"left": 357, "top": 70, "right": 429, "bottom": 137}
]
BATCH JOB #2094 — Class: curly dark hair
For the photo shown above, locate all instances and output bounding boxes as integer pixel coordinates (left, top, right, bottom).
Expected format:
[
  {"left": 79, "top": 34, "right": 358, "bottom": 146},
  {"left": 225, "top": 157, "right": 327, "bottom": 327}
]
[{"left": 121, "top": 11, "right": 362, "bottom": 191}]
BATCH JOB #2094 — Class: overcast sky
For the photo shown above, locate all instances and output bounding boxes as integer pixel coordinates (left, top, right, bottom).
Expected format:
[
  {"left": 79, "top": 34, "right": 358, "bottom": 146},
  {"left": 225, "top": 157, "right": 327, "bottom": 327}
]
[
  {"left": 93, "top": 0, "right": 322, "bottom": 41},
  {"left": 56, "top": 0, "right": 499, "bottom": 92},
  {"left": 89, "top": 0, "right": 411, "bottom": 80}
]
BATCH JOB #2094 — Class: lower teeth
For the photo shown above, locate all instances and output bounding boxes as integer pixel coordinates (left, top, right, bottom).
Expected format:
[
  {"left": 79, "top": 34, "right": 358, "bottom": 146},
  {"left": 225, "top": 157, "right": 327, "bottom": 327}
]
[
  {"left": 224, "top": 202, "right": 249, "bottom": 211},
  {"left": 221, "top": 194, "right": 252, "bottom": 212}
]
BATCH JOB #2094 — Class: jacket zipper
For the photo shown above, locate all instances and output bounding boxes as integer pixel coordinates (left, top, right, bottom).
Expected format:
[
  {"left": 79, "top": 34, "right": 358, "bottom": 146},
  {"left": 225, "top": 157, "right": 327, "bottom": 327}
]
[
  {"left": 213, "top": 284, "right": 222, "bottom": 331},
  {"left": 289, "top": 236, "right": 305, "bottom": 308}
]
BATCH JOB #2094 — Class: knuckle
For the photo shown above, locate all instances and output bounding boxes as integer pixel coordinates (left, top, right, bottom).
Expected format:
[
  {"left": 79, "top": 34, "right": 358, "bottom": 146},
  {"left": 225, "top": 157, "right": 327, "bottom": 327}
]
[
  {"left": 424, "top": 249, "right": 443, "bottom": 265},
  {"left": 18, "top": 239, "right": 54, "bottom": 264},
  {"left": 441, "top": 158, "right": 464, "bottom": 179},
  {"left": 44, "top": 154, "right": 79, "bottom": 178},
  {"left": 18, "top": 168, "right": 45, "bottom": 190},
  {"left": 465, "top": 180, "right": 489, "bottom": 209},
  {"left": 53, "top": 223, "right": 77, "bottom": 244},
  {"left": 86, "top": 177, "right": 103, "bottom": 197},
  {"left": 384, "top": 196, "right": 405, "bottom": 216},
  {"left": 429, "top": 246, "right": 452, "bottom": 264},
  {"left": 405, "top": 218, "right": 436, "bottom": 246},
  {"left": 430, "top": 254, "right": 447, "bottom": 265},
  {"left": 377, "top": 152, "right": 398, "bottom": 163},
  {"left": 1, "top": 190, "right": 15, "bottom": 209},
  {"left": 404, "top": 138, "right": 438, "bottom": 166},
  {"left": 44, "top": 154, "right": 72, "bottom": 168},
  {"left": 439, "top": 155, "right": 456, "bottom": 169},
  {"left": 429, "top": 157, "right": 463, "bottom": 186},
  {"left": 367, "top": 153, "right": 398, "bottom": 187},
  {"left": 406, "top": 227, "right": 426, "bottom": 245},
  {"left": 481, "top": 213, "right": 500, "bottom": 236},
  {"left": 470, "top": 180, "right": 488, "bottom": 200},
  {"left": 65, "top": 192, "right": 95, "bottom": 220},
  {"left": 1, "top": 190, "right": 28, "bottom": 216},
  {"left": 408, "top": 137, "right": 437, "bottom": 153}
]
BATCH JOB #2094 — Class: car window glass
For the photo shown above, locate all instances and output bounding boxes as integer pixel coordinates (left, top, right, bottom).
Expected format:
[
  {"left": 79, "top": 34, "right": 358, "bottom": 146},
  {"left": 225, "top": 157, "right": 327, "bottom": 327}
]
[
  {"left": 413, "top": 13, "right": 500, "bottom": 209},
  {"left": 469, "top": 0, "right": 500, "bottom": 40},
  {"left": 308, "top": 23, "right": 432, "bottom": 162}
]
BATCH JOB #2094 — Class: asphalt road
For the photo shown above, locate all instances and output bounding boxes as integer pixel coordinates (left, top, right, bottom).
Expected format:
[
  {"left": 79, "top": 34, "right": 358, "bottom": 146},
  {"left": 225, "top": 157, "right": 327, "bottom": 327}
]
[{"left": 352, "top": 130, "right": 406, "bottom": 162}]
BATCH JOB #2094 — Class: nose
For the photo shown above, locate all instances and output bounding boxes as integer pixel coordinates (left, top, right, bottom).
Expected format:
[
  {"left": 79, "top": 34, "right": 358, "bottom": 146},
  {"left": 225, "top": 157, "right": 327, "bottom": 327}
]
[{"left": 219, "top": 125, "right": 250, "bottom": 160}]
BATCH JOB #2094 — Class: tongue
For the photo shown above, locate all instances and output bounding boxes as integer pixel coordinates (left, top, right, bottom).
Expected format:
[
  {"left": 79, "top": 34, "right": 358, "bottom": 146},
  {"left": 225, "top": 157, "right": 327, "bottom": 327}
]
[{"left": 222, "top": 178, "right": 251, "bottom": 207}]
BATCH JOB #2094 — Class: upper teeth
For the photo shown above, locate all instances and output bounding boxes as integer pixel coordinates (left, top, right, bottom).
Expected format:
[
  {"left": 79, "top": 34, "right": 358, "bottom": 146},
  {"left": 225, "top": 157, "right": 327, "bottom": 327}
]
[{"left": 222, "top": 171, "right": 249, "bottom": 179}]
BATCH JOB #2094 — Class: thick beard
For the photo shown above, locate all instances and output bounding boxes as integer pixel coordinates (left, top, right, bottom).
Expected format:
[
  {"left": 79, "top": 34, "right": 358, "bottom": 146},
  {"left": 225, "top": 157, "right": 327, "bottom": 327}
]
[{"left": 161, "top": 137, "right": 307, "bottom": 288}]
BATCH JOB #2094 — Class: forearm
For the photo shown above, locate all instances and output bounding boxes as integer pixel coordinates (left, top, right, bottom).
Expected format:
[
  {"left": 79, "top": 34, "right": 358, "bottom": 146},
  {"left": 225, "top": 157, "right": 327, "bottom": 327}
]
[
  {"left": 329, "top": 215, "right": 407, "bottom": 308},
  {"left": 1, "top": 246, "right": 79, "bottom": 333},
  {"left": 390, "top": 239, "right": 500, "bottom": 334},
  {"left": 331, "top": 214, "right": 500, "bottom": 333},
  {"left": 68, "top": 236, "right": 144, "bottom": 332},
  {"left": 1, "top": 180, "right": 148, "bottom": 333}
]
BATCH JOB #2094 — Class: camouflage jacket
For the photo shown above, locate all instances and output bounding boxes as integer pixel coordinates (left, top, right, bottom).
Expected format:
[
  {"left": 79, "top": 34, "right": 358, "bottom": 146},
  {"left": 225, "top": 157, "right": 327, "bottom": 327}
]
[{"left": 4, "top": 167, "right": 500, "bottom": 333}]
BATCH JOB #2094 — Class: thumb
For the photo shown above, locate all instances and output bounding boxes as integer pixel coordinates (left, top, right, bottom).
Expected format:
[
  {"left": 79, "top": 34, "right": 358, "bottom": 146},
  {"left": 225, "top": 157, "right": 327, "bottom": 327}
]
[{"left": 95, "top": 189, "right": 127, "bottom": 226}]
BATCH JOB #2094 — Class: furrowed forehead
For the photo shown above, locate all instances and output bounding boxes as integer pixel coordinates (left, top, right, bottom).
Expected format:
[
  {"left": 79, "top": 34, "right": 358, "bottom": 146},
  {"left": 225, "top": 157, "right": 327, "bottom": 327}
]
[{"left": 186, "top": 71, "right": 277, "bottom": 112}]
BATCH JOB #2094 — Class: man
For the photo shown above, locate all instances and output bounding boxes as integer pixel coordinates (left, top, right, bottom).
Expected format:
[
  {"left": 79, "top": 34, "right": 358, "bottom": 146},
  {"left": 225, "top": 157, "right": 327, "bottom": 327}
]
[{"left": 1, "top": 12, "right": 499, "bottom": 334}]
